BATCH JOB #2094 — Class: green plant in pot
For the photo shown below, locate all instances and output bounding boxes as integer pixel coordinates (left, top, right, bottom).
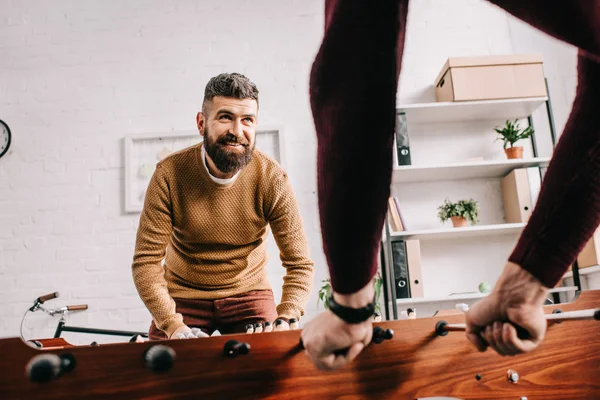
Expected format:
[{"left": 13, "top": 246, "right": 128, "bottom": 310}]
[
  {"left": 494, "top": 119, "right": 534, "bottom": 159},
  {"left": 317, "top": 273, "right": 383, "bottom": 318},
  {"left": 438, "top": 198, "right": 479, "bottom": 227}
]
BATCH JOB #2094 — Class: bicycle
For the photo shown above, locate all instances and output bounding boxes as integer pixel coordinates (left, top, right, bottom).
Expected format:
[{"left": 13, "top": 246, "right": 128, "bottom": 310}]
[{"left": 22, "top": 292, "right": 148, "bottom": 344}]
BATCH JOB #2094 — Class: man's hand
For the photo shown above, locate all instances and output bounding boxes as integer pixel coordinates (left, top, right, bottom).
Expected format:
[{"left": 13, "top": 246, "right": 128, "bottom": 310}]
[
  {"left": 466, "top": 262, "right": 549, "bottom": 356},
  {"left": 170, "top": 325, "right": 209, "bottom": 339},
  {"left": 301, "top": 281, "right": 374, "bottom": 370},
  {"left": 301, "top": 310, "right": 372, "bottom": 370}
]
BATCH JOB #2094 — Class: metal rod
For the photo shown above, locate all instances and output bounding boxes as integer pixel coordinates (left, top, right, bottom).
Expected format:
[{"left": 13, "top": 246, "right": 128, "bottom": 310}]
[
  {"left": 440, "top": 309, "right": 600, "bottom": 332},
  {"left": 53, "top": 320, "right": 65, "bottom": 339},
  {"left": 383, "top": 215, "right": 398, "bottom": 320},
  {"left": 443, "top": 324, "right": 466, "bottom": 332},
  {"left": 527, "top": 114, "right": 547, "bottom": 194},
  {"left": 61, "top": 326, "right": 148, "bottom": 338},
  {"left": 544, "top": 79, "right": 558, "bottom": 147},
  {"left": 528, "top": 115, "right": 539, "bottom": 158},
  {"left": 546, "top": 309, "right": 599, "bottom": 321},
  {"left": 380, "top": 245, "right": 392, "bottom": 321},
  {"left": 442, "top": 323, "right": 466, "bottom": 330}
]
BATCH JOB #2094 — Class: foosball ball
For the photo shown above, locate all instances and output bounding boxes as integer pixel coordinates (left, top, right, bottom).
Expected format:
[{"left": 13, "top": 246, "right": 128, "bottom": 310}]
[{"left": 1, "top": 291, "right": 598, "bottom": 399}]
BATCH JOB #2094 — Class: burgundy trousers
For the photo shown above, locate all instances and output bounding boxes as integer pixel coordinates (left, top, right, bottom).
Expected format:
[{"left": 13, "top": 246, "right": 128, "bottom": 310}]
[{"left": 149, "top": 289, "right": 278, "bottom": 340}]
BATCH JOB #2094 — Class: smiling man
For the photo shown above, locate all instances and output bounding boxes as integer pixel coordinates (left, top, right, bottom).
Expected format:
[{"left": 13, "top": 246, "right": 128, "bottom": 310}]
[{"left": 132, "top": 73, "right": 314, "bottom": 340}]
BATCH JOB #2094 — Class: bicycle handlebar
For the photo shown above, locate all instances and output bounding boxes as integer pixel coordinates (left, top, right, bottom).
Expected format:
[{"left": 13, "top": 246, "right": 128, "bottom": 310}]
[
  {"left": 67, "top": 304, "right": 88, "bottom": 311},
  {"left": 37, "top": 292, "right": 59, "bottom": 304}
]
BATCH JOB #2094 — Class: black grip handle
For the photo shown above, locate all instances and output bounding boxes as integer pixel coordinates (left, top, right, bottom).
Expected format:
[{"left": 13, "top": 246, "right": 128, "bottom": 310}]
[
  {"left": 37, "top": 292, "right": 59, "bottom": 304},
  {"left": 514, "top": 323, "right": 530, "bottom": 340},
  {"left": 26, "top": 354, "right": 61, "bottom": 382},
  {"left": 435, "top": 320, "right": 531, "bottom": 340},
  {"left": 224, "top": 340, "right": 251, "bottom": 357},
  {"left": 144, "top": 345, "right": 176, "bottom": 373},
  {"left": 300, "top": 326, "right": 394, "bottom": 356},
  {"left": 26, "top": 353, "right": 76, "bottom": 382}
]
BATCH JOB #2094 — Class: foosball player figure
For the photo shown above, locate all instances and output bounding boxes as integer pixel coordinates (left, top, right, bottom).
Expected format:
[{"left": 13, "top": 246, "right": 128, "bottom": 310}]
[
  {"left": 263, "top": 321, "right": 273, "bottom": 332},
  {"left": 289, "top": 318, "right": 299, "bottom": 330}
]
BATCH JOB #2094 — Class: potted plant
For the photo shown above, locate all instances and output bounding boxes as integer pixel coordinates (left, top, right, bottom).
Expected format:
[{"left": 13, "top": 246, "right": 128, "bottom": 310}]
[
  {"left": 317, "top": 273, "right": 383, "bottom": 318},
  {"left": 437, "top": 198, "right": 479, "bottom": 227},
  {"left": 494, "top": 119, "right": 534, "bottom": 159}
]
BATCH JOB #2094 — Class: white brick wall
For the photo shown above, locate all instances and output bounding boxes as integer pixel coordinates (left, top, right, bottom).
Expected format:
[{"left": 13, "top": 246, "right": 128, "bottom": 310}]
[{"left": 0, "top": 0, "right": 584, "bottom": 344}]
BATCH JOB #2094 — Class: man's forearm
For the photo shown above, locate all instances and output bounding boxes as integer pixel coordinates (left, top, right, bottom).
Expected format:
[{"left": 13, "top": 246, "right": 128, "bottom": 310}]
[
  {"left": 333, "top": 280, "right": 375, "bottom": 308},
  {"left": 132, "top": 262, "right": 185, "bottom": 337},
  {"left": 494, "top": 262, "right": 549, "bottom": 306},
  {"left": 133, "top": 163, "right": 183, "bottom": 336},
  {"left": 508, "top": 54, "right": 600, "bottom": 287},
  {"left": 311, "top": 0, "right": 409, "bottom": 294},
  {"left": 268, "top": 169, "right": 315, "bottom": 320},
  {"left": 487, "top": 0, "right": 600, "bottom": 61},
  {"left": 277, "top": 262, "right": 314, "bottom": 319}
]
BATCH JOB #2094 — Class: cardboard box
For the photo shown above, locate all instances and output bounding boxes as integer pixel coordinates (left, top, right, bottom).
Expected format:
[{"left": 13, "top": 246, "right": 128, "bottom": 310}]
[
  {"left": 578, "top": 228, "right": 600, "bottom": 269},
  {"left": 435, "top": 54, "right": 547, "bottom": 102}
]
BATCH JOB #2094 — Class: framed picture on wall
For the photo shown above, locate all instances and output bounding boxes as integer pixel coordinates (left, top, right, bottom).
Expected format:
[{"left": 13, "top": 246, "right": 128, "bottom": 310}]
[{"left": 123, "top": 126, "right": 284, "bottom": 213}]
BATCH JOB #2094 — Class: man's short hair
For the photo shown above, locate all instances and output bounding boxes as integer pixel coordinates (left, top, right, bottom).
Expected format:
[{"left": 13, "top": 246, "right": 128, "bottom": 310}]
[{"left": 202, "top": 73, "right": 259, "bottom": 116}]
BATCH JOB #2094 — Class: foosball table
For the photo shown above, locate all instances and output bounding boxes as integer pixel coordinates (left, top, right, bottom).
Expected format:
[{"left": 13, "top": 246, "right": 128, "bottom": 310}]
[{"left": 1, "top": 290, "right": 598, "bottom": 399}]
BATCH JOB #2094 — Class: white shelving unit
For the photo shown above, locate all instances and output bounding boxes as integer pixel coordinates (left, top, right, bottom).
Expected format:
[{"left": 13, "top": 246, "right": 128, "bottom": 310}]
[
  {"left": 382, "top": 96, "right": 558, "bottom": 320},
  {"left": 388, "top": 222, "right": 525, "bottom": 241},
  {"left": 392, "top": 157, "right": 550, "bottom": 184},
  {"left": 393, "top": 286, "right": 579, "bottom": 319},
  {"left": 395, "top": 285, "right": 578, "bottom": 307},
  {"left": 398, "top": 97, "right": 548, "bottom": 124},
  {"left": 563, "top": 266, "right": 600, "bottom": 279}
]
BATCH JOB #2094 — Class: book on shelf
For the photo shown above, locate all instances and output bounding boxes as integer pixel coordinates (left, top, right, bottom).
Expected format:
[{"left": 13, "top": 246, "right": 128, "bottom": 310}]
[
  {"left": 391, "top": 241, "right": 410, "bottom": 299},
  {"left": 390, "top": 239, "right": 424, "bottom": 299},
  {"left": 388, "top": 197, "right": 403, "bottom": 231},
  {"left": 393, "top": 197, "right": 407, "bottom": 231},
  {"left": 388, "top": 196, "right": 407, "bottom": 232},
  {"left": 395, "top": 112, "right": 411, "bottom": 166}
]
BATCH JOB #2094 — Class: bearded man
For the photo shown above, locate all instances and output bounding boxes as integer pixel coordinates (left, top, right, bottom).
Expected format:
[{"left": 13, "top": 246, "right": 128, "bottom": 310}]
[{"left": 132, "top": 73, "right": 314, "bottom": 340}]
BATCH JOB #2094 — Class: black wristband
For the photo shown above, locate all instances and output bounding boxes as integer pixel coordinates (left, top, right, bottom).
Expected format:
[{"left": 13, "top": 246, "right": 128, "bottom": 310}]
[{"left": 327, "top": 294, "right": 376, "bottom": 324}]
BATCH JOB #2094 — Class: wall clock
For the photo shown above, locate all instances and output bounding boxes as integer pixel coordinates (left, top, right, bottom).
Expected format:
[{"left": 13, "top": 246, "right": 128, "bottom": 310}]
[{"left": 0, "top": 119, "right": 11, "bottom": 159}]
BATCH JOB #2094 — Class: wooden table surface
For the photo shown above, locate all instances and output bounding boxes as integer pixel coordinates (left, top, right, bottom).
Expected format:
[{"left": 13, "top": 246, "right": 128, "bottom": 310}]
[{"left": 1, "top": 290, "right": 598, "bottom": 400}]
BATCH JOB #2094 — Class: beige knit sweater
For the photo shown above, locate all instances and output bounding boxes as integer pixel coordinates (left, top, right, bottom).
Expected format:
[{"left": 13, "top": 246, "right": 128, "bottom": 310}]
[{"left": 132, "top": 143, "right": 314, "bottom": 337}]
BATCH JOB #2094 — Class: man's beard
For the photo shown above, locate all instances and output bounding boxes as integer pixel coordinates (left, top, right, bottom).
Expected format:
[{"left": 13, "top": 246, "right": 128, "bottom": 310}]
[{"left": 203, "top": 128, "right": 254, "bottom": 174}]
